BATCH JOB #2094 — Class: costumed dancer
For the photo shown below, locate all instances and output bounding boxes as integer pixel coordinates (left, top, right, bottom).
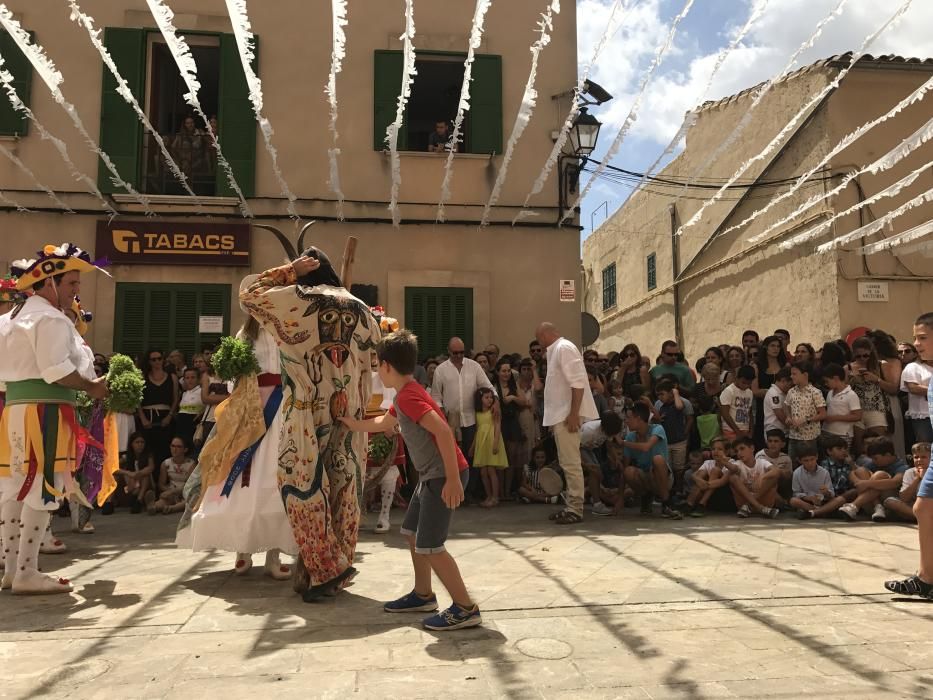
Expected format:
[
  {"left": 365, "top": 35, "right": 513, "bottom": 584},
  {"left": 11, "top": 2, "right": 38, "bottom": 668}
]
[
  {"left": 175, "top": 275, "right": 297, "bottom": 579},
  {"left": 364, "top": 306, "right": 405, "bottom": 534},
  {"left": 239, "top": 247, "right": 378, "bottom": 601},
  {"left": 68, "top": 298, "right": 101, "bottom": 535},
  {"left": 0, "top": 244, "right": 110, "bottom": 594}
]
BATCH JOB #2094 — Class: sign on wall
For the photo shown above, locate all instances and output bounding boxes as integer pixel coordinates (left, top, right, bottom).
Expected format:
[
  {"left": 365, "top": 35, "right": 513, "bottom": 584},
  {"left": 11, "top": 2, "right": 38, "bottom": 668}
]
[
  {"left": 857, "top": 281, "right": 889, "bottom": 302},
  {"left": 559, "top": 279, "right": 575, "bottom": 302},
  {"left": 96, "top": 221, "right": 251, "bottom": 266}
]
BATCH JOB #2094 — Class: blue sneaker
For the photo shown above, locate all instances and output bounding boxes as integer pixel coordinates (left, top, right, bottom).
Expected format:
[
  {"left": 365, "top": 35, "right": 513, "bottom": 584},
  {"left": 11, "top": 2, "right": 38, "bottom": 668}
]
[
  {"left": 383, "top": 590, "right": 439, "bottom": 613},
  {"left": 422, "top": 603, "right": 482, "bottom": 631}
]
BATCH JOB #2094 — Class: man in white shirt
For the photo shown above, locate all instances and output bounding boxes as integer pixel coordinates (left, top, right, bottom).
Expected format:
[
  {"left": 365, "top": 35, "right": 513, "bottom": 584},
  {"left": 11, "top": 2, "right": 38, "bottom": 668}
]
[
  {"left": 430, "top": 337, "right": 495, "bottom": 486},
  {"left": 763, "top": 368, "right": 792, "bottom": 435},
  {"left": 536, "top": 322, "right": 598, "bottom": 524},
  {"left": 902, "top": 359, "right": 933, "bottom": 443}
]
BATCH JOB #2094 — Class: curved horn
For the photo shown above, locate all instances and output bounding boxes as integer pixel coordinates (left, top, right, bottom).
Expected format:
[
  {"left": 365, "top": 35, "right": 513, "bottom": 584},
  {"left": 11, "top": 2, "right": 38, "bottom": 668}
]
[
  {"left": 253, "top": 223, "right": 297, "bottom": 260},
  {"left": 296, "top": 220, "right": 317, "bottom": 255}
]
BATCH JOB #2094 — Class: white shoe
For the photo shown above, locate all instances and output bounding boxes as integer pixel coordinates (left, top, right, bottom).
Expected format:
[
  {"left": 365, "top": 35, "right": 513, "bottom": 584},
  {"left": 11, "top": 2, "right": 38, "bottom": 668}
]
[
  {"left": 40, "top": 530, "right": 66, "bottom": 554},
  {"left": 234, "top": 553, "right": 252, "bottom": 575},
  {"left": 264, "top": 551, "right": 291, "bottom": 581},
  {"left": 374, "top": 519, "right": 390, "bottom": 534},
  {"left": 1, "top": 572, "right": 12, "bottom": 590},
  {"left": 591, "top": 502, "right": 614, "bottom": 517},
  {"left": 872, "top": 504, "right": 887, "bottom": 523},
  {"left": 839, "top": 503, "right": 858, "bottom": 521}
]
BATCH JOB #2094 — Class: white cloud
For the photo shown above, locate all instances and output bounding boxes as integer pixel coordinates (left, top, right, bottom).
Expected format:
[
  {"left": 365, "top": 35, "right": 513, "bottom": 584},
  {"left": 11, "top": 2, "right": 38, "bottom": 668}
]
[{"left": 579, "top": 0, "right": 933, "bottom": 148}]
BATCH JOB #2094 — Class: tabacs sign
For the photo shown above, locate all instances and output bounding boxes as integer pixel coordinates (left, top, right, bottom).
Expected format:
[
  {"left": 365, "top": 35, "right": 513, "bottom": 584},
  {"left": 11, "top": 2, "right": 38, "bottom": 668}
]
[{"left": 96, "top": 220, "right": 250, "bottom": 266}]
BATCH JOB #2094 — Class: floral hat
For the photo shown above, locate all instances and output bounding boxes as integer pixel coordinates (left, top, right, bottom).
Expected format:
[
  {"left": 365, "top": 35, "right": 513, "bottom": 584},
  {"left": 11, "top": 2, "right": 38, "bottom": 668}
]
[
  {"left": 12, "top": 243, "right": 110, "bottom": 291},
  {"left": 370, "top": 305, "right": 399, "bottom": 333}
]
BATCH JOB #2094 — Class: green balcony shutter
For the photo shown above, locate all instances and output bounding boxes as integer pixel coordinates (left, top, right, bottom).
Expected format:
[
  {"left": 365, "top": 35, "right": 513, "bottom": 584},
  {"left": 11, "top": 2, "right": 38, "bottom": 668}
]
[
  {"left": 405, "top": 287, "right": 473, "bottom": 360},
  {"left": 173, "top": 289, "right": 199, "bottom": 358},
  {"left": 217, "top": 33, "right": 257, "bottom": 198},
  {"left": 0, "top": 29, "right": 32, "bottom": 137},
  {"left": 373, "top": 50, "right": 407, "bottom": 151},
  {"left": 97, "top": 28, "right": 145, "bottom": 193},
  {"left": 114, "top": 285, "right": 149, "bottom": 358},
  {"left": 470, "top": 54, "right": 502, "bottom": 155}
]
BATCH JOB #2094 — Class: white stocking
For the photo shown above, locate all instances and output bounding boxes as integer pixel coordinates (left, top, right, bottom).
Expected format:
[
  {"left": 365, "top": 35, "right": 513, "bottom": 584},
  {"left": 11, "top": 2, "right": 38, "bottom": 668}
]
[
  {"left": 377, "top": 466, "right": 399, "bottom": 527},
  {"left": 17, "top": 506, "right": 51, "bottom": 577},
  {"left": 1, "top": 501, "right": 24, "bottom": 583}
]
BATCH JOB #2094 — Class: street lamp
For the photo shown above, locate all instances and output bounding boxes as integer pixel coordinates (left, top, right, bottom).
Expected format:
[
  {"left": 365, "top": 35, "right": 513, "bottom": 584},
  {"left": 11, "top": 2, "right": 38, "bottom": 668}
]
[{"left": 568, "top": 107, "right": 601, "bottom": 157}]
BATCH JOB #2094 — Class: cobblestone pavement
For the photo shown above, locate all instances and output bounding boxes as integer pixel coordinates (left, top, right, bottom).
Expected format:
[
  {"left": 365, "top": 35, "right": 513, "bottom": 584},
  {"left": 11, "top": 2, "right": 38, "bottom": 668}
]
[{"left": 3, "top": 505, "right": 932, "bottom": 698}]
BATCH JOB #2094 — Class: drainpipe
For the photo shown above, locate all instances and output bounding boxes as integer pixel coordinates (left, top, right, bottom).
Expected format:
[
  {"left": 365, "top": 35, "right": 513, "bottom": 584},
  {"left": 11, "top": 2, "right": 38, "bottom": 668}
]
[{"left": 670, "top": 204, "right": 683, "bottom": 348}]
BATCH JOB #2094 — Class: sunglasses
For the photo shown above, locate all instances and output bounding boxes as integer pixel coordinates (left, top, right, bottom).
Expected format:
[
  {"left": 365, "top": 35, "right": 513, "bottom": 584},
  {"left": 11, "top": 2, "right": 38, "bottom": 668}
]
[
  {"left": 899, "top": 349, "right": 915, "bottom": 354},
  {"left": 450, "top": 350, "right": 464, "bottom": 356},
  {"left": 854, "top": 353, "right": 871, "bottom": 359},
  {"left": 664, "top": 352, "right": 678, "bottom": 358},
  {"left": 622, "top": 352, "right": 637, "bottom": 359},
  {"left": 149, "top": 356, "right": 163, "bottom": 362}
]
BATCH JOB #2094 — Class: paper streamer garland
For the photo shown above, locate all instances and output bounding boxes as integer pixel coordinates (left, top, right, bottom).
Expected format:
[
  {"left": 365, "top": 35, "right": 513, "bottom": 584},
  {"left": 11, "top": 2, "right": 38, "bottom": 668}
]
[
  {"left": 674, "top": 0, "right": 914, "bottom": 240},
  {"left": 436, "top": 0, "right": 492, "bottom": 223},
  {"left": 386, "top": 0, "right": 417, "bottom": 227},
  {"left": 325, "top": 0, "right": 349, "bottom": 220},
  {"left": 146, "top": 0, "right": 253, "bottom": 217},
  {"left": 67, "top": 0, "right": 203, "bottom": 209},
  {"left": 224, "top": 0, "right": 299, "bottom": 220},
  {"left": 562, "top": 0, "right": 696, "bottom": 225},
  {"left": 0, "top": 5, "right": 151, "bottom": 213},
  {"left": 480, "top": 0, "right": 560, "bottom": 227}
]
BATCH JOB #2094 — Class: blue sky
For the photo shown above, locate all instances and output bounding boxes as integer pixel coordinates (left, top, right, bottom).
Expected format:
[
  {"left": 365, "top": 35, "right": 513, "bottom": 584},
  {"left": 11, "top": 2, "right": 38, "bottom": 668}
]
[{"left": 576, "top": 0, "right": 933, "bottom": 242}]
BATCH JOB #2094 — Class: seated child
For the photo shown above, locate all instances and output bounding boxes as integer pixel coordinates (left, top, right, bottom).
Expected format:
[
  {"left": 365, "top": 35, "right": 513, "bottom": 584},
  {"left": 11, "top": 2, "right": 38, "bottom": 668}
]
[
  {"left": 840, "top": 438, "right": 911, "bottom": 522},
  {"left": 683, "top": 450, "right": 704, "bottom": 495},
  {"left": 654, "top": 379, "right": 694, "bottom": 495},
  {"left": 518, "top": 446, "right": 560, "bottom": 505},
  {"left": 820, "top": 434, "right": 858, "bottom": 505},
  {"left": 147, "top": 437, "right": 196, "bottom": 515},
  {"left": 620, "top": 403, "right": 682, "bottom": 519},
  {"left": 114, "top": 431, "right": 155, "bottom": 513},
  {"left": 883, "top": 442, "right": 931, "bottom": 523},
  {"left": 580, "top": 411, "right": 624, "bottom": 515},
  {"left": 789, "top": 444, "right": 846, "bottom": 519},
  {"left": 722, "top": 436, "right": 781, "bottom": 518},
  {"left": 756, "top": 428, "right": 794, "bottom": 504},
  {"left": 684, "top": 437, "right": 731, "bottom": 517}
]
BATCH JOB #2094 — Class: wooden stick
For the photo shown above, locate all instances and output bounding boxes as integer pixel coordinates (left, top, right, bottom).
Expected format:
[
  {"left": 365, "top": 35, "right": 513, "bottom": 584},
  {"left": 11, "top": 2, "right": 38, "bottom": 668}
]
[{"left": 340, "top": 236, "right": 358, "bottom": 289}]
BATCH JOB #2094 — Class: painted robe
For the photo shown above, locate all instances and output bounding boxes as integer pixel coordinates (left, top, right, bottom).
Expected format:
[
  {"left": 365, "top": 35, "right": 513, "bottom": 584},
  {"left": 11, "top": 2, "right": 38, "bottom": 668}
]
[{"left": 240, "top": 264, "right": 377, "bottom": 591}]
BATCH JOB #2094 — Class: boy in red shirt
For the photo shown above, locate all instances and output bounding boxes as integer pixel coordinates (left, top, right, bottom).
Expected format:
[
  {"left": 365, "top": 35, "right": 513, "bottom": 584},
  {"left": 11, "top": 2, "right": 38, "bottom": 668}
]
[{"left": 341, "top": 329, "right": 479, "bottom": 630}]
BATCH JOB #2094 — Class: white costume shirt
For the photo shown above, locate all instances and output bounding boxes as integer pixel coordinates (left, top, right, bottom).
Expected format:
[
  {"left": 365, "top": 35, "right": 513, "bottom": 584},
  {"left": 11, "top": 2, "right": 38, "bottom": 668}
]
[
  {"left": 543, "top": 337, "right": 599, "bottom": 427},
  {"left": 0, "top": 295, "right": 96, "bottom": 390},
  {"left": 430, "top": 357, "right": 494, "bottom": 428}
]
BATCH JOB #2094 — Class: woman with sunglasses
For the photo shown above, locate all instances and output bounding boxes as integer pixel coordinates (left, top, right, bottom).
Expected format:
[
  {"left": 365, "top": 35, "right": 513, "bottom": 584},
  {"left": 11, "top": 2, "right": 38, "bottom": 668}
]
[
  {"left": 137, "top": 349, "right": 179, "bottom": 466},
  {"left": 848, "top": 337, "right": 889, "bottom": 456},
  {"left": 614, "top": 343, "right": 650, "bottom": 393},
  {"left": 868, "top": 329, "right": 908, "bottom": 458},
  {"left": 899, "top": 343, "right": 918, "bottom": 365}
]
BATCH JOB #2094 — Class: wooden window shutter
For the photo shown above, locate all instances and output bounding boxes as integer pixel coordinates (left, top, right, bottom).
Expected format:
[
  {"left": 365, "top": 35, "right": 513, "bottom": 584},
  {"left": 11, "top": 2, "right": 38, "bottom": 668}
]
[
  {"left": 0, "top": 28, "right": 32, "bottom": 136},
  {"left": 97, "top": 28, "right": 145, "bottom": 193},
  {"left": 173, "top": 289, "right": 199, "bottom": 358},
  {"left": 405, "top": 287, "right": 473, "bottom": 360},
  {"left": 373, "top": 50, "right": 407, "bottom": 151},
  {"left": 114, "top": 285, "right": 149, "bottom": 358},
  {"left": 217, "top": 33, "right": 257, "bottom": 197},
  {"left": 469, "top": 54, "right": 502, "bottom": 155},
  {"left": 647, "top": 253, "right": 657, "bottom": 291}
]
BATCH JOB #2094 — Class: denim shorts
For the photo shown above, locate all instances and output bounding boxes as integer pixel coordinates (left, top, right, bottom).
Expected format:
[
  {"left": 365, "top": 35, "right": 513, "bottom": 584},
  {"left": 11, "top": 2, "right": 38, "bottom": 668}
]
[
  {"left": 918, "top": 459, "right": 933, "bottom": 500},
  {"left": 400, "top": 470, "right": 469, "bottom": 554}
]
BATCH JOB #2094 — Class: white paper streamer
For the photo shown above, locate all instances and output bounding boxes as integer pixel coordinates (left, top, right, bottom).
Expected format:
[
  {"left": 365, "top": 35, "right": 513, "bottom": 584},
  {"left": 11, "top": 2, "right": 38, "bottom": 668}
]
[
  {"left": 324, "top": 0, "right": 348, "bottom": 220},
  {"left": 67, "top": 0, "right": 201, "bottom": 209},
  {"left": 562, "top": 0, "right": 695, "bottom": 225},
  {"left": 737, "top": 76, "right": 933, "bottom": 244},
  {"left": 513, "top": 0, "right": 628, "bottom": 225},
  {"left": 224, "top": 0, "right": 298, "bottom": 219},
  {"left": 436, "top": 0, "right": 492, "bottom": 223},
  {"left": 0, "top": 186, "right": 26, "bottom": 211},
  {"left": 385, "top": 0, "right": 416, "bottom": 227},
  {"left": 755, "top": 114, "right": 933, "bottom": 248},
  {"left": 777, "top": 161, "right": 933, "bottom": 251},
  {"left": 637, "top": 0, "right": 769, "bottom": 192},
  {"left": 0, "top": 5, "right": 149, "bottom": 212},
  {"left": 0, "top": 55, "right": 113, "bottom": 214},
  {"left": 675, "top": 0, "right": 913, "bottom": 239},
  {"left": 481, "top": 0, "right": 560, "bottom": 226},
  {"left": 0, "top": 140, "right": 72, "bottom": 212},
  {"left": 858, "top": 217, "right": 933, "bottom": 255},
  {"left": 146, "top": 0, "right": 252, "bottom": 217}
]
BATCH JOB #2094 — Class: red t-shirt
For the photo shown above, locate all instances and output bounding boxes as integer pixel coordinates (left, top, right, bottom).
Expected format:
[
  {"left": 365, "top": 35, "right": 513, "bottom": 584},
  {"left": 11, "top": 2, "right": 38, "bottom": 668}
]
[{"left": 389, "top": 380, "right": 468, "bottom": 472}]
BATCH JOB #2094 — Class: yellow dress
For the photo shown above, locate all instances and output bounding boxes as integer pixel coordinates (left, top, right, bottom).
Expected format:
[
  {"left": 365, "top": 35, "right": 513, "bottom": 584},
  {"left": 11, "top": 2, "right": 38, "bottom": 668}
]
[{"left": 473, "top": 410, "right": 508, "bottom": 468}]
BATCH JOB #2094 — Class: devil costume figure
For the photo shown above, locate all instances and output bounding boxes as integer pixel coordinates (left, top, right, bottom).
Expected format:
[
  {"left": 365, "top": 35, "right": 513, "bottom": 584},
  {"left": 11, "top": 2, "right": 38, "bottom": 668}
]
[
  {"left": 0, "top": 244, "right": 109, "bottom": 594},
  {"left": 239, "top": 246, "right": 378, "bottom": 601}
]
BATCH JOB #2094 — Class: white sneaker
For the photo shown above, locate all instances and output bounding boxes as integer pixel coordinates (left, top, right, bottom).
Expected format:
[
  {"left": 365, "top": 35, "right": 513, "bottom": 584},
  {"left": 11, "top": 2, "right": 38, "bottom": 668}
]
[
  {"left": 591, "top": 502, "right": 613, "bottom": 517},
  {"left": 839, "top": 503, "right": 858, "bottom": 521},
  {"left": 374, "top": 519, "right": 390, "bottom": 534},
  {"left": 872, "top": 504, "right": 887, "bottom": 523},
  {"left": 737, "top": 505, "right": 751, "bottom": 518}
]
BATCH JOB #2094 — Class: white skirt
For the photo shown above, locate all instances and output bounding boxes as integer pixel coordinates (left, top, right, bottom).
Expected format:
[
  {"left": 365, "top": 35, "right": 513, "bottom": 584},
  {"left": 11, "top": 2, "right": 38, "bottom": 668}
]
[
  {"left": 180, "top": 388, "right": 296, "bottom": 556},
  {"left": 115, "top": 412, "right": 136, "bottom": 453}
]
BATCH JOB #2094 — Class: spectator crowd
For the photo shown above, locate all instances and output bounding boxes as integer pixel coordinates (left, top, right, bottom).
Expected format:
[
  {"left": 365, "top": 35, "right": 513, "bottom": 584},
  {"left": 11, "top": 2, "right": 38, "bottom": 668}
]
[{"left": 84, "top": 324, "right": 930, "bottom": 528}]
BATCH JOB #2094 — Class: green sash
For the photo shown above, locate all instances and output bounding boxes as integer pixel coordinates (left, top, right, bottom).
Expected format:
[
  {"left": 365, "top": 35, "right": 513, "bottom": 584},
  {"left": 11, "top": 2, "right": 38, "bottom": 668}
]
[{"left": 4, "top": 379, "right": 77, "bottom": 405}]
